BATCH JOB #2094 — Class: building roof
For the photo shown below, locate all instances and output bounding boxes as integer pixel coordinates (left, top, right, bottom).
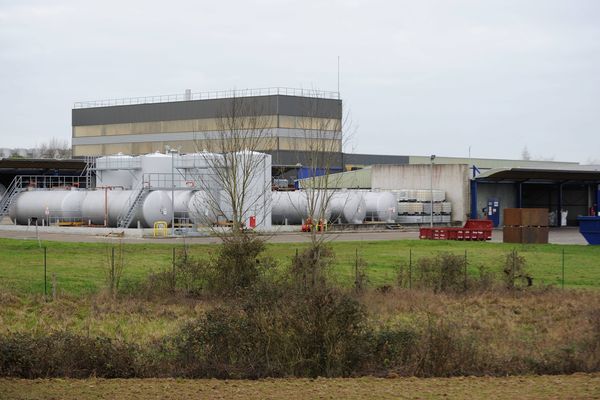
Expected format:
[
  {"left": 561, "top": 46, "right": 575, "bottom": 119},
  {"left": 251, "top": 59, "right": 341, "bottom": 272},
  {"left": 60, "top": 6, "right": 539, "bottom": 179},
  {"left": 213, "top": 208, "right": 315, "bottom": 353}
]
[
  {"left": 475, "top": 166, "right": 600, "bottom": 182},
  {"left": 0, "top": 158, "right": 86, "bottom": 171}
]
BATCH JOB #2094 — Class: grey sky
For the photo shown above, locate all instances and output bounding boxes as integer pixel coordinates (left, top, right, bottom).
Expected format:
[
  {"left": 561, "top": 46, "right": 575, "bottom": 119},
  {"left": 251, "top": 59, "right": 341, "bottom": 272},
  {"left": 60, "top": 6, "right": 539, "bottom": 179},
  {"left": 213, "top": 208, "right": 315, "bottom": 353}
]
[{"left": 1, "top": 0, "right": 599, "bottom": 162}]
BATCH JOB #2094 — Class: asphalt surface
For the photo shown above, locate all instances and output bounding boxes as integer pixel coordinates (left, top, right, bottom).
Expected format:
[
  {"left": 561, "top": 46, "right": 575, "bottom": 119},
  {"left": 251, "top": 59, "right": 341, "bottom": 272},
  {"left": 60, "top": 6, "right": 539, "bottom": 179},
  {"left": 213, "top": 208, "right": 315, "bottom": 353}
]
[{"left": 0, "top": 226, "right": 589, "bottom": 245}]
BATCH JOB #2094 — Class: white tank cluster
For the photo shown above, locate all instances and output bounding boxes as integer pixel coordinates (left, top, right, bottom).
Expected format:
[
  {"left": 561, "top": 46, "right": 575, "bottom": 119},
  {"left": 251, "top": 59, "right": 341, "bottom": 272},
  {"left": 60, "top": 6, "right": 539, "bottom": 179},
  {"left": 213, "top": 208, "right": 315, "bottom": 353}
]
[
  {"left": 271, "top": 189, "right": 397, "bottom": 225},
  {"left": 8, "top": 151, "right": 272, "bottom": 230},
  {"left": 8, "top": 189, "right": 173, "bottom": 228}
]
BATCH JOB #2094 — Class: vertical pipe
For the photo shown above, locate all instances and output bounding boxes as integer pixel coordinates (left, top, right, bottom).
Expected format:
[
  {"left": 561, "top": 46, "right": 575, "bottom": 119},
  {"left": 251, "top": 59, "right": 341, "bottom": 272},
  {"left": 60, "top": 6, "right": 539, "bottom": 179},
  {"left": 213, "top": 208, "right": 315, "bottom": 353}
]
[
  {"left": 517, "top": 182, "right": 523, "bottom": 208},
  {"left": 171, "top": 151, "right": 175, "bottom": 236},
  {"left": 470, "top": 179, "right": 478, "bottom": 219},
  {"left": 430, "top": 156, "right": 434, "bottom": 227},
  {"left": 596, "top": 184, "right": 600, "bottom": 216},
  {"left": 557, "top": 183, "right": 563, "bottom": 227}
]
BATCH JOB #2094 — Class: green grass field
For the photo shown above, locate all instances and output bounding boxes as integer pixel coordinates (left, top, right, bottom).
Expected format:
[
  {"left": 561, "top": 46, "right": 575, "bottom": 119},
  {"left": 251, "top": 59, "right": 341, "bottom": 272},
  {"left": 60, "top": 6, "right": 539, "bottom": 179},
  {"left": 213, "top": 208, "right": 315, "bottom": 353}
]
[{"left": 1, "top": 237, "right": 599, "bottom": 295}]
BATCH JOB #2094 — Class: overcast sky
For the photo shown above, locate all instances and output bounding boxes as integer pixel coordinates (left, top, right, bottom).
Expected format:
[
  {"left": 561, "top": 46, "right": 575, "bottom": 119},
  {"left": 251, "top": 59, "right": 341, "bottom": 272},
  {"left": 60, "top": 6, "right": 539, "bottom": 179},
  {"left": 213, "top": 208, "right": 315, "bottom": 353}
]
[{"left": 1, "top": 0, "right": 599, "bottom": 163}]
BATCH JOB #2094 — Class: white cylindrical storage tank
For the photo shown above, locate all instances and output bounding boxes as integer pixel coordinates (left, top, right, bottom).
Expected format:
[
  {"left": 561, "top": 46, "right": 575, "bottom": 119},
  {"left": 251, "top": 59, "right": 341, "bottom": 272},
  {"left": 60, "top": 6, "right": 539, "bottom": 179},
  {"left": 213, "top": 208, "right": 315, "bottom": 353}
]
[
  {"left": 271, "top": 190, "right": 332, "bottom": 225},
  {"left": 168, "top": 190, "right": 196, "bottom": 218},
  {"left": 188, "top": 190, "right": 221, "bottom": 225},
  {"left": 329, "top": 191, "right": 366, "bottom": 224},
  {"left": 363, "top": 191, "right": 397, "bottom": 223},
  {"left": 179, "top": 152, "right": 223, "bottom": 190},
  {"left": 81, "top": 189, "right": 131, "bottom": 226},
  {"left": 60, "top": 190, "right": 87, "bottom": 220},
  {"left": 95, "top": 153, "right": 139, "bottom": 189},
  {"left": 9, "top": 190, "right": 70, "bottom": 225},
  {"left": 139, "top": 190, "right": 173, "bottom": 227},
  {"left": 139, "top": 152, "right": 181, "bottom": 188},
  {"left": 272, "top": 191, "right": 308, "bottom": 225},
  {"left": 81, "top": 189, "right": 173, "bottom": 227}
]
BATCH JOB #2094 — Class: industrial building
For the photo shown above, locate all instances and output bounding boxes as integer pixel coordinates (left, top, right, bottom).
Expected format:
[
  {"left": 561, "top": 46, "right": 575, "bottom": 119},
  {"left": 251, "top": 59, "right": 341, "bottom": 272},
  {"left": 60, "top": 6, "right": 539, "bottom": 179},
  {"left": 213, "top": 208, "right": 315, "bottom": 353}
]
[{"left": 1, "top": 87, "right": 599, "bottom": 233}]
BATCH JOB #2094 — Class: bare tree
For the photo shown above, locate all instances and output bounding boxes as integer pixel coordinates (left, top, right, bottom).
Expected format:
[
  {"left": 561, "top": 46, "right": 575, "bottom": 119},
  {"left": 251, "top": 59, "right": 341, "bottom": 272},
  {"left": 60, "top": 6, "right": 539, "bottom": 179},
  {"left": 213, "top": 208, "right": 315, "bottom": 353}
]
[
  {"left": 277, "top": 93, "right": 356, "bottom": 288},
  {"left": 521, "top": 146, "right": 531, "bottom": 161},
  {"left": 36, "top": 138, "right": 72, "bottom": 159},
  {"left": 190, "top": 94, "right": 273, "bottom": 238}
]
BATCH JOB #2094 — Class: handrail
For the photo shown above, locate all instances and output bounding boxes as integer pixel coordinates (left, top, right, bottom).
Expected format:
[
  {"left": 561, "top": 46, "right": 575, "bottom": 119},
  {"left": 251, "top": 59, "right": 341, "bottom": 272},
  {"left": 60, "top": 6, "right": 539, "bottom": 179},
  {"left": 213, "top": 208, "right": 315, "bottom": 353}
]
[{"left": 74, "top": 87, "right": 341, "bottom": 109}]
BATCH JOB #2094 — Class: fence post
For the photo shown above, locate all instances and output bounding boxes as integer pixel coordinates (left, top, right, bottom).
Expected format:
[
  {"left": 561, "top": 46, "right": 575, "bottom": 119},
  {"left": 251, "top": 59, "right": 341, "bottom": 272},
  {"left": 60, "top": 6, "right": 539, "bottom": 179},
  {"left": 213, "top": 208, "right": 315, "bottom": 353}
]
[
  {"left": 172, "top": 247, "right": 176, "bottom": 292},
  {"left": 43, "top": 246, "right": 47, "bottom": 298},
  {"left": 111, "top": 246, "right": 115, "bottom": 294},
  {"left": 562, "top": 248, "right": 565, "bottom": 290},
  {"left": 464, "top": 249, "right": 468, "bottom": 291},
  {"left": 408, "top": 248, "right": 412, "bottom": 289}
]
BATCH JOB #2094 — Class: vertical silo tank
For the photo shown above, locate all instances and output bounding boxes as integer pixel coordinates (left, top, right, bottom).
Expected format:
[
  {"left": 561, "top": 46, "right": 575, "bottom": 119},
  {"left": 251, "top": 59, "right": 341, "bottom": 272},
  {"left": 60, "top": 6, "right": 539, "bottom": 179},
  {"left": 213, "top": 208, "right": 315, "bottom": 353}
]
[
  {"left": 139, "top": 151, "right": 182, "bottom": 188},
  {"left": 95, "top": 153, "right": 139, "bottom": 189},
  {"left": 363, "top": 191, "right": 397, "bottom": 223},
  {"left": 178, "top": 152, "right": 223, "bottom": 191},
  {"left": 9, "top": 190, "right": 70, "bottom": 225},
  {"left": 329, "top": 191, "right": 366, "bottom": 224},
  {"left": 232, "top": 151, "right": 272, "bottom": 229}
]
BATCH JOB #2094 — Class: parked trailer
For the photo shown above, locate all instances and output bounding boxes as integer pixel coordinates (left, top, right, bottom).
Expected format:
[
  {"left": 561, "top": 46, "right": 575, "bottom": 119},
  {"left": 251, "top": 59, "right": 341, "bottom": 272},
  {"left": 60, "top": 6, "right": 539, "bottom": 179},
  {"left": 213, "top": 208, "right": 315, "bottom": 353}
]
[{"left": 419, "top": 219, "right": 492, "bottom": 241}]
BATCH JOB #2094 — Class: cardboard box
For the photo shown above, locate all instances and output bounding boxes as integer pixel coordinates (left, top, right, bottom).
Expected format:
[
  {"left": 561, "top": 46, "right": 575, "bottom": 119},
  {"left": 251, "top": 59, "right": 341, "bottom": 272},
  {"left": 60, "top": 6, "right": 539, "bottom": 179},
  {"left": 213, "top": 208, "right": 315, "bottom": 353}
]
[
  {"left": 522, "top": 226, "right": 549, "bottom": 244},
  {"left": 504, "top": 208, "right": 549, "bottom": 227},
  {"left": 521, "top": 208, "right": 549, "bottom": 227},
  {"left": 503, "top": 226, "right": 522, "bottom": 243}
]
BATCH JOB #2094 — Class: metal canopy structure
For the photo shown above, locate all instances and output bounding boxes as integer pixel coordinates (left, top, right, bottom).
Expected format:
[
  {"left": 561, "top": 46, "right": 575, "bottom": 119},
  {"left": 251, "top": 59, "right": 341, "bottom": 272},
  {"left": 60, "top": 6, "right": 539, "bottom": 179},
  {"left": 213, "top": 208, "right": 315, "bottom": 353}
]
[
  {"left": 475, "top": 167, "right": 600, "bottom": 183},
  {"left": 470, "top": 167, "right": 600, "bottom": 222}
]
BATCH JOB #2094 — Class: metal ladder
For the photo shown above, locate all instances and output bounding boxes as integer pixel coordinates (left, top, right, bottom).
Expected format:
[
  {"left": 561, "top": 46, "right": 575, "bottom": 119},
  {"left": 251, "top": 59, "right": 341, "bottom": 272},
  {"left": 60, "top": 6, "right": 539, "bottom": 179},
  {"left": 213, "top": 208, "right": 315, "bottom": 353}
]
[
  {"left": 117, "top": 188, "right": 148, "bottom": 228},
  {"left": 80, "top": 156, "right": 96, "bottom": 189},
  {"left": 0, "top": 176, "right": 23, "bottom": 217}
]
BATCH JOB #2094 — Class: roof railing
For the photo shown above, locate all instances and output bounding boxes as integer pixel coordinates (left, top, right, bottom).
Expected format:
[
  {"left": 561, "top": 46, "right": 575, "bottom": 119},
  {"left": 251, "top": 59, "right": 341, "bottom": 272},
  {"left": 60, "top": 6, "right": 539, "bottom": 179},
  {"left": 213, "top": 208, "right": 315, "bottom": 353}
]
[{"left": 74, "top": 87, "right": 341, "bottom": 109}]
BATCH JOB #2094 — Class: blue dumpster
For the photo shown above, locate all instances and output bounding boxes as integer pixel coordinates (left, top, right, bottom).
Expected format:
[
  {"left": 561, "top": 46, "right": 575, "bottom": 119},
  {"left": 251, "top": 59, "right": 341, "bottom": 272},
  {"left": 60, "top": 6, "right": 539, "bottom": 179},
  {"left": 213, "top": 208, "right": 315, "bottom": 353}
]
[{"left": 577, "top": 216, "right": 600, "bottom": 245}]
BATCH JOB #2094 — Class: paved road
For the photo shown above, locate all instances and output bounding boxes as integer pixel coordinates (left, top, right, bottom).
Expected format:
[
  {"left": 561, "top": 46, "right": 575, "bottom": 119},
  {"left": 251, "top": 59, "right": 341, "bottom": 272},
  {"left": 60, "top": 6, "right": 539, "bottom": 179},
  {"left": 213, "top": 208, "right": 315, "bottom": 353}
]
[{"left": 0, "top": 226, "right": 588, "bottom": 245}]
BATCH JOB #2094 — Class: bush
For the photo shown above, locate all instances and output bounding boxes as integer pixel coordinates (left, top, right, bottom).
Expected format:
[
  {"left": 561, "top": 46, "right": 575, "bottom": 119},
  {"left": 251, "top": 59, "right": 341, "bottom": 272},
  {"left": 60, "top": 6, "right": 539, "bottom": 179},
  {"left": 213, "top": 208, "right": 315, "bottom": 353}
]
[
  {"left": 173, "top": 284, "right": 369, "bottom": 378},
  {"left": 0, "top": 332, "right": 139, "bottom": 378},
  {"left": 415, "top": 253, "right": 466, "bottom": 293}
]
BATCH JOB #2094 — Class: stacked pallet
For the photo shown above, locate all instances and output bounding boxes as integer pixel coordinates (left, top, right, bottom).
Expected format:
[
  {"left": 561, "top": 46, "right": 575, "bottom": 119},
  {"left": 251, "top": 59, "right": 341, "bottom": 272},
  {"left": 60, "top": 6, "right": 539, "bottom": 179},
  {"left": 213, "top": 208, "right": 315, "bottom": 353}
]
[{"left": 503, "top": 208, "right": 549, "bottom": 244}]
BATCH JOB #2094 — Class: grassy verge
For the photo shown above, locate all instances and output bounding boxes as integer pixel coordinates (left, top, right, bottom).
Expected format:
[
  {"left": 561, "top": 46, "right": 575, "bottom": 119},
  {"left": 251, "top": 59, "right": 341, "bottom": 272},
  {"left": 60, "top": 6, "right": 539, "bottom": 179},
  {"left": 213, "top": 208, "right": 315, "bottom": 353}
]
[
  {"left": 1, "top": 238, "right": 599, "bottom": 295},
  {"left": 1, "top": 374, "right": 599, "bottom": 400}
]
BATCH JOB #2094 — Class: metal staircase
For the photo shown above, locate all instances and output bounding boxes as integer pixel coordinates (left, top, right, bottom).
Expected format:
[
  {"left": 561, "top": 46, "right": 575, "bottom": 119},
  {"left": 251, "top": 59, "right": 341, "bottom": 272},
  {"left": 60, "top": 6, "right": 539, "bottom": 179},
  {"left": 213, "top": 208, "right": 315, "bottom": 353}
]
[
  {"left": 117, "top": 187, "right": 149, "bottom": 228},
  {"left": 0, "top": 176, "right": 23, "bottom": 217}
]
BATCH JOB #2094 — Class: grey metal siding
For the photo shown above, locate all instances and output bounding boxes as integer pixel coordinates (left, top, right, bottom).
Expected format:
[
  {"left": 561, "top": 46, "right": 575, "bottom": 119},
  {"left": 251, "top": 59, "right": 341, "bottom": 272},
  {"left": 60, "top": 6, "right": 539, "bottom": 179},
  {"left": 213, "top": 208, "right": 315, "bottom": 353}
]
[{"left": 72, "top": 95, "right": 342, "bottom": 126}]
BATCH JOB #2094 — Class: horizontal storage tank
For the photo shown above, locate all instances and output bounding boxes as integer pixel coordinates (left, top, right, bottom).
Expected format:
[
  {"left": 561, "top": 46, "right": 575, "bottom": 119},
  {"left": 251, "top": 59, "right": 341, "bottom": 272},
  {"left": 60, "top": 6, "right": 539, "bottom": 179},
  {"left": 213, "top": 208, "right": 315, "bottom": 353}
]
[
  {"left": 271, "top": 191, "right": 331, "bottom": 225},
  {"left": 95, "top": 153, "right": 140, "bottom": 189},
  {"left": 81, "top": 189, "right": 173, "bottom": 227},
  {"left": 169, "top": 191, "right": 196, "bottom": 218},
  {"left": 329, "top": 192, "right": 366, "bottom": 224},
  {"left": 188, "top": 190, "right": 222, "bottom": 225},
  {"left": 9, "top": 190, "right": 87, "bottom": 225},
  {"left": 364, "top": 191, "right": 397, "bottom": 223}
]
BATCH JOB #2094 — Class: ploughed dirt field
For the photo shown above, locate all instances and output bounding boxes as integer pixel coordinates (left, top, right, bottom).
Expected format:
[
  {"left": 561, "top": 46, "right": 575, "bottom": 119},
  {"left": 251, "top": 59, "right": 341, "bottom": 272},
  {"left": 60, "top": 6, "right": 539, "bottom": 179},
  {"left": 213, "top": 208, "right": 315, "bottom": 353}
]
[{"left": 1, "top": 374, "right": 600, "bottom": 400}]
